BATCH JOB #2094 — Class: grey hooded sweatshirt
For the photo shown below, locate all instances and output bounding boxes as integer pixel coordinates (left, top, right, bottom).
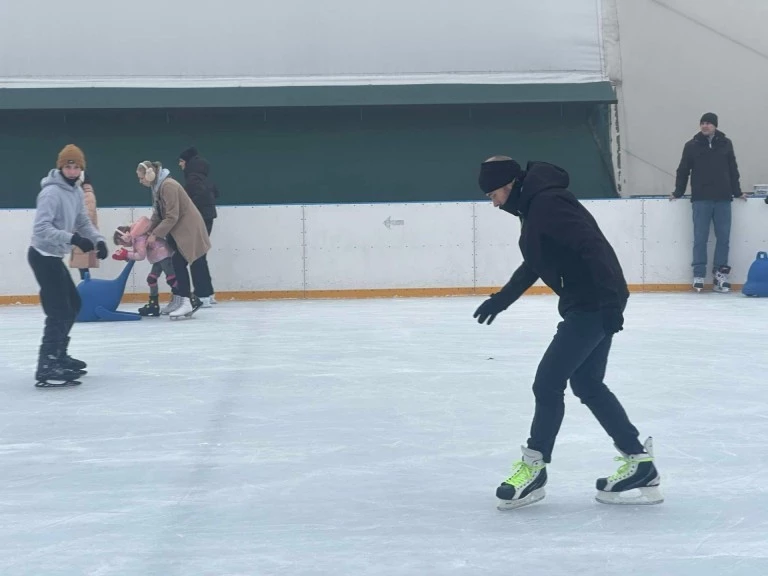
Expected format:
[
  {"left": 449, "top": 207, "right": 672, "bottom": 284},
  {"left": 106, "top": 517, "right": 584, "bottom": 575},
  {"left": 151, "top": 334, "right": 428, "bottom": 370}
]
[{"left": 30, "top": 169, "right": 105, "bottom": 258}]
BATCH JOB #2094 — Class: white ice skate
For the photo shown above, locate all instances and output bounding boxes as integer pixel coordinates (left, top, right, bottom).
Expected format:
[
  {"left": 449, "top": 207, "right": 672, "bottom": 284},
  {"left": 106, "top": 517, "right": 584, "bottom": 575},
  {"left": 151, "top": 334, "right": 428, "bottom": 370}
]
[
  {"left": 692, "top": 277, "right": 705, "bottom": 292},
  {"left": 496, "top": 447, "right": 548, "bottom": 511},
  {"left": 161, "top": 294, "right": 183, "bottom": 315},
  {"left": 713, "top": 266, "right": 732, "bottom": 293},
  {"left": 209, "top": 294, "right": 218, "bottom": 305},
  {"left": 169, "top": 297, "right": 199, "bottom": 320},
  {"left": 595, "top": 437, "right": 664, "bottom": 505}
]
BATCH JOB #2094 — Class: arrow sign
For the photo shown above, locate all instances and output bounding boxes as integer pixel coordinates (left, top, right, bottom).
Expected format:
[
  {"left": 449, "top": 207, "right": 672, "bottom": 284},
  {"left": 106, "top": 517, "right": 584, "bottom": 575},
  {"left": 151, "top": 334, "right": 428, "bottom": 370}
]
[{"left": 383, "top": 216, "right": 405, "bottom": 229}]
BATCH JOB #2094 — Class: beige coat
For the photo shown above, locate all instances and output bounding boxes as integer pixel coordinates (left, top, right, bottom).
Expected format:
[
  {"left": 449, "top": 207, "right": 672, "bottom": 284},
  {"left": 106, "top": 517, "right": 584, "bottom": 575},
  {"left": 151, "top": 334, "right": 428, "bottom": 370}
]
[
  {"left": 150, "top": 177, "right": 210, "bottom": 263},
  {"left": 69, "top": 186, "right": 99, "bottom": 269}
]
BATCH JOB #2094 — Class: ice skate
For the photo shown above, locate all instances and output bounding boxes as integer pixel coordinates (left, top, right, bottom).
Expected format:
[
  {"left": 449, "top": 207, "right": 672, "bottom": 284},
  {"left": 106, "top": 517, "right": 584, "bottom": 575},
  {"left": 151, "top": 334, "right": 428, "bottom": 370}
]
[
  {"left": 169, "top": 297, "right": 199, "bottom": 320},
  {"left": 595, "top": 437, "right": 663, "bottom": 505},
  {"left": 35, "top": 344, "right": 81, "bottom": 388},
  {"left": 209, "top": 294, "right": 218, "bottom": 305},
  {"left": 713, "top": 265, "right": 731, "bottom": 293},
  {"left": 58, "top": 337, "right": 87, "bottom": 376},
  {"left": 138, "top": 295, "right": 160, "bottom": 317},
  {"left": 160, "top": 294, "right": 183, "bottom": 315},
  {"left": 198, "top": 296, "right": 213, "bottom": 308},
  {"left": 496, "top": 446, "right": 548, "bottom": 511},
  {"left": 692, "top": 277, "right": 705, "bottom": 292}
]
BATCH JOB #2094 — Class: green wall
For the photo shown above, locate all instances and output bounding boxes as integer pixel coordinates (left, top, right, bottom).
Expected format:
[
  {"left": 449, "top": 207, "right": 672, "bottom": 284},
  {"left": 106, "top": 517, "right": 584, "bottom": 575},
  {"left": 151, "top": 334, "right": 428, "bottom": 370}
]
[{"left": 0, "top": 102, "right": 616, "bottom": 208}]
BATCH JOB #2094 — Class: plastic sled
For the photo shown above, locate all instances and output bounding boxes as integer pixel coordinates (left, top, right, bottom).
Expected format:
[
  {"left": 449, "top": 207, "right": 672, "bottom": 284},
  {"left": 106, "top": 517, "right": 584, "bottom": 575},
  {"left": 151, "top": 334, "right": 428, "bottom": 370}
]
[
  {"left": 76, "top": 261, "right": 142, "bottom": 322},
  {"left": 742, "top": 252, "right": 768, "bottom": 297}
]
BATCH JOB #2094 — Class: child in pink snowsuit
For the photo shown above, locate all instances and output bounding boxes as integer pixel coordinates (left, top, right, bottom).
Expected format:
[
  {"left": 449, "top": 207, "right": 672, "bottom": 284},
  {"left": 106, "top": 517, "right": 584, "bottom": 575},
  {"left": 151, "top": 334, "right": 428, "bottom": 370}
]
[{"left": 112, "top": 216, "right": 176, "bottom": 316}]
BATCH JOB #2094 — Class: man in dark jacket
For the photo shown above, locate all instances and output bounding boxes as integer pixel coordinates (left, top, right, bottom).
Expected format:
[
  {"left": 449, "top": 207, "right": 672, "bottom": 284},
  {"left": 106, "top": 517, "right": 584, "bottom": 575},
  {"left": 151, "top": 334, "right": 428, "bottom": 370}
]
[
  {"left": 474, "top": 156, "right": 661, "bottom": 511},
  {"left": 672, "top": 112, "right": 746, "bottom": 292},
  {"left": 179, "top": 147, "right": 219, "bottom": 306}
]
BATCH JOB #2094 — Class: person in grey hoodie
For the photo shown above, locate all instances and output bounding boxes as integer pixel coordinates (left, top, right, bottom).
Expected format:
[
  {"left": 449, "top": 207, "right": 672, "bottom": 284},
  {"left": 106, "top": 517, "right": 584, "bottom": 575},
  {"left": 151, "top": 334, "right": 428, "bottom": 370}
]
[{"left": 28, "top": 144, "right": 107, "bottom": 387}]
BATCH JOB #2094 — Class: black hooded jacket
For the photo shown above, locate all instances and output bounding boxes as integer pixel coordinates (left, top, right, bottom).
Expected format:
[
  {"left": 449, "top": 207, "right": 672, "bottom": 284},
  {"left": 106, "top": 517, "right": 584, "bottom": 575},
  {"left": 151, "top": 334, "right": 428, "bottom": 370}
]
[
  {"left": 495, "top": 162, "right": 629, "bottom": 316},
  {"left": 674, "top": 130, "right": 741, "bottom": 201},
  {"left": 183, "top": 156, "right": 219, "bottom": 220}
]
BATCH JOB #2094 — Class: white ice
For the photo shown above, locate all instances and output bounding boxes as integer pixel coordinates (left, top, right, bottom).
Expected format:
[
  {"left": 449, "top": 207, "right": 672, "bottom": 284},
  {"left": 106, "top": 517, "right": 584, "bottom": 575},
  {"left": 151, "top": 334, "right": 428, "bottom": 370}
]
[{"left": 1, "top": 293, "right": 768, "bottom": 576}]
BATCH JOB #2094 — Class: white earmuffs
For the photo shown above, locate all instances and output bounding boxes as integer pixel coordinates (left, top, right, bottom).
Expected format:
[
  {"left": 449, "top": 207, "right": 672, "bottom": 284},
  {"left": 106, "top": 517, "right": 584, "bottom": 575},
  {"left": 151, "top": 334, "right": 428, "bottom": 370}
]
[{"left": 138, "top": 161, "right": 156, "bottom": 183}]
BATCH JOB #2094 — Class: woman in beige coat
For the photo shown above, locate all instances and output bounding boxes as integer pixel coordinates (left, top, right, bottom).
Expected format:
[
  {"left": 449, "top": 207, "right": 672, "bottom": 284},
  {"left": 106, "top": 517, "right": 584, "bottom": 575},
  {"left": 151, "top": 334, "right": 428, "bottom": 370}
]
[
  {"left": 136, "top": 160, "right": 211, "bottom": 318},
  {"left": 69, "top": 172, "right": 99, "bottom": 279}
]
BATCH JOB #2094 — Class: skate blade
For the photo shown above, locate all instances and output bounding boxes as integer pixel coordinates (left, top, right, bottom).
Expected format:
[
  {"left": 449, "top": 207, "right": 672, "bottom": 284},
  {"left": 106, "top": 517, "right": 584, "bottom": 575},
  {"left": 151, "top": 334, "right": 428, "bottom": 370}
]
[
  {"left": 497, "top": 488, "right": 546, "bottom": 511},
  {"left": 595, "top": 486, "right": 664, "bottom": 505},
  {"left": 35, "top": 379, "right": 82, "bottom": 388},
  {"left": 169, "top": 313, "right": 196, "bottom": 320}
]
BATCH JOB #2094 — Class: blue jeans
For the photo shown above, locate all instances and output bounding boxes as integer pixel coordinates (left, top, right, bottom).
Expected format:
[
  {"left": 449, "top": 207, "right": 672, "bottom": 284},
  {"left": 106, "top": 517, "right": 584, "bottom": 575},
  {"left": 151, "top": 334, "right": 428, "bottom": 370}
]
[{"left": 692, "top": 200, "right": 731, "bottom": 278}]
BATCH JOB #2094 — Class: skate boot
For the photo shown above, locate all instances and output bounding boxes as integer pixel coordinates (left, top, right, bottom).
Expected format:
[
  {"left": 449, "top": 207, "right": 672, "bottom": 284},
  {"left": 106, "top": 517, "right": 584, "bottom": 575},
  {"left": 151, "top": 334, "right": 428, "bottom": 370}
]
[
  {"left": 36, "top": 344, "right": 81, "bottom": 388},
  {"left": 209, "top": 294, "right": 218, "bottom": 305},
  {"left": 692, "top": 277, "right": 705, "bottom": 292},
  {"left": 713, "top": 265, "right": 732, "bottom": 293},
  {"left": 496, "top": 446, "right": 547, "bottom": 511},
  {"left": 59, "top": 336, "right": 87, "bottom": 376},
  {"left": 595, "top": 437, "right": 663, "bottom": 505},
  {"left": 138, "top": 295, "right": 160, "bottom": 317},
  {"left": 160, "top": 294, "right": 183, "bottom": 315},
  {"left": 169, "top": 297, "right": 199, "bottom": 320}
]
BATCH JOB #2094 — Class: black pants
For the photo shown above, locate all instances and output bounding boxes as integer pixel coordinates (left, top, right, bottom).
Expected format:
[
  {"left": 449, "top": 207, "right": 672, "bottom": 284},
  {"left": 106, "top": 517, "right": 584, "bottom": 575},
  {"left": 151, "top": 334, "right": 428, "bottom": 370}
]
[
  {"left": 527, "top": 309, "right": 644, "bottom": 462},
  {"left": 28, "top": 247, "right": 81, "bottom": 346},
  {"left": 190, "top": 218, "right": 214, "bottom": 298},
  {"left": 166, "top": 235, "right": 191, "bottom": 298}
]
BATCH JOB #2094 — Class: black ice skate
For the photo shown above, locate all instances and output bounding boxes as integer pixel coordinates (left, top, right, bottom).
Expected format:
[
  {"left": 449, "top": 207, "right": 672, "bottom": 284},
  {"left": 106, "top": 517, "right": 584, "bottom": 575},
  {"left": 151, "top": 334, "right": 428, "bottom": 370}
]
[
  {"left": 138, "top": 295, "right": 160, "bottom": 317},
  {"left": 692, "top": 277, "right": 705, "bottom": 292},
  {"left": 595, "top": 437, "right": 663, "bottom": 505},
  {"left": 36, "top": 344, "right": 81, "bottom": 388},
  {"left": 58, "top": 336, "right": 87, "bottom": 376},
  {"left": 496, "top": 446, "right": 548, "bottom": 511}
]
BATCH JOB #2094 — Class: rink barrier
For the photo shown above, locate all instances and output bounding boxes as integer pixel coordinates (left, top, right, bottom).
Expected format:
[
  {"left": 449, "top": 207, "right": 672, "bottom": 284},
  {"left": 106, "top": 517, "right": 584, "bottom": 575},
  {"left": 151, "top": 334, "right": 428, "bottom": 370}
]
[
  {"left": 0, "top": 284, "right": 740, "bottom": 306},
  {"left": 1, "top": 199, "right": 765, "bottom": 304}
]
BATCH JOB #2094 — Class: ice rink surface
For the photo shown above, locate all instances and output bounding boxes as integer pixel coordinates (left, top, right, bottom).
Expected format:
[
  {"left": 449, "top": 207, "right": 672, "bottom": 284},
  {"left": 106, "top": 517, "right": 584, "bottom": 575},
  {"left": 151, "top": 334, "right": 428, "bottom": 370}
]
[{"left": 1, "top": 293, "right": 767, "bottom": 576}]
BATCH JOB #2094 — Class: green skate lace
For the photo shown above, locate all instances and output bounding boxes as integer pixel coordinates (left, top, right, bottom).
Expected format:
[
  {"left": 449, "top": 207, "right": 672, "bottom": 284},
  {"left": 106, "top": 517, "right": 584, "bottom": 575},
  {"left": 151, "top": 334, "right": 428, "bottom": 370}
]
[
  {"left": 503, "top": 460, "right": 542, "bottom": 488},
  {"left": 608, "top": 455, "right": 653, "bottom": 481}
]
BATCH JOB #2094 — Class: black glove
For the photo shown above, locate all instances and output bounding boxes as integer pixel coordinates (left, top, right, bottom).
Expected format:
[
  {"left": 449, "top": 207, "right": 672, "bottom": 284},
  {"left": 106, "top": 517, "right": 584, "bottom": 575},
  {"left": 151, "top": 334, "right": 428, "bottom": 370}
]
[
  {"left": 473, "top": 293, "right": 510, "bottom": 325},
  {"left": 71, "top": 232, "right": 94, "bottom": 252},
  {"left": 601, "top": 306, "right": 624, "bottom": 335},
  {"left": 96, "top": 241, "right": 108, "bottom": 260}
]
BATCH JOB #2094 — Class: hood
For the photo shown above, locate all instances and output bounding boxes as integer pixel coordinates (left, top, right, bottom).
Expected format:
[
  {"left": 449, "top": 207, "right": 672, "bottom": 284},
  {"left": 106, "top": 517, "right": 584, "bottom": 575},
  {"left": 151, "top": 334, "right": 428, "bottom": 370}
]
[
  {"left": 184, "top": 156, "right": 209, "bottom": 178},
  {"left": 513, "top": 161, "right": 570, "bottom": 217},
  {"left": 40, "top": 168, "right": 79, "bottom": 191},
  {"left": 130, "top": 216, "right": 152, "bottom": 237},
  {"left": 150, "top": 168, "right": 172, "bottom": 196}
]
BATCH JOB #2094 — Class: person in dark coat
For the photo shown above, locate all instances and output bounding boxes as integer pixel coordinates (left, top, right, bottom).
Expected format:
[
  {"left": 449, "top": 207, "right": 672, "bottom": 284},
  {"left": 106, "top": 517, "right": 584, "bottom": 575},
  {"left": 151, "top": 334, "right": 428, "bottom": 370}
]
[
  {"left": 671, "top": 112, "right": 746, "bottom": 292},
  {"left": 179, "top": 147, "right": 219, "bottom": 306},
  {"left": 474, "top": 156, "right": 662, "bottom": 510}
]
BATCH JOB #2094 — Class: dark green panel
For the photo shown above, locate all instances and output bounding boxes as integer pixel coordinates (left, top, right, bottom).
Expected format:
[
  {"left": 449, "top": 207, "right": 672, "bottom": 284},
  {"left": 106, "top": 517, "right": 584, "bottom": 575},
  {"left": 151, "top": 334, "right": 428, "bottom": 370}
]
[
  {"left": 0, "top": 82, "right": 617, "bottom": 110},
  {"left": 0, "top": 102, "right": 617, "bottom": 209}
]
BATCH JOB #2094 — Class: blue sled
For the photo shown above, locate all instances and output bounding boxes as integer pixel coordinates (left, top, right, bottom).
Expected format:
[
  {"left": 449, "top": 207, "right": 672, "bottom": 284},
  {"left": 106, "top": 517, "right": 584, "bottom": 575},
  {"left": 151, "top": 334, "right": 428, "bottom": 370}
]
[{"left": 76, "top": 260, "right": 142, "bottom": 322}]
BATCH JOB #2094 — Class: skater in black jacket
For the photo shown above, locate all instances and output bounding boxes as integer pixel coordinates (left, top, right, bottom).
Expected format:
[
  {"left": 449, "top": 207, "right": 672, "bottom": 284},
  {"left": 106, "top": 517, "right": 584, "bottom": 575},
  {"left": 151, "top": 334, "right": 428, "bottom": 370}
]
[
  {"left": 474, "top": 156, "right": 662, "bottom": 510},
  {"left": 179, "top": 147, "right": 219, "bottom": 307}
]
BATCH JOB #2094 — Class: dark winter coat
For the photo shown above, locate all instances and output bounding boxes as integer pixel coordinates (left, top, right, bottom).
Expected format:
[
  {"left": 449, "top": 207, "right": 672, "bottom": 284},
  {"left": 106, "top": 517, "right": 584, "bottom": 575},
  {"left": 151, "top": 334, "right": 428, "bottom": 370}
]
[
  {"left": 674, "top": 130, "right": 742, "bottom": 201},
  {"left": 495, "top": 162, "right": 629, "bottom": 317},
  {"left": 183, "top": 156, "right": 219, "bottom": 220}
]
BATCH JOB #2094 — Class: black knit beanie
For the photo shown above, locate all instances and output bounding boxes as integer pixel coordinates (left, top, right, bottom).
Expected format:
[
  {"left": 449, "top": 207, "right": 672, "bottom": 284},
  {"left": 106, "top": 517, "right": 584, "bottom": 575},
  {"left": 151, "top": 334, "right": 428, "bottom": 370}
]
[
  {"left": 700, "top": 112, "right": 718, "bottom": 127},
  {"left": 179, "top": 147, "right": 199, "bottom": 162}
]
